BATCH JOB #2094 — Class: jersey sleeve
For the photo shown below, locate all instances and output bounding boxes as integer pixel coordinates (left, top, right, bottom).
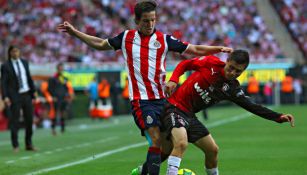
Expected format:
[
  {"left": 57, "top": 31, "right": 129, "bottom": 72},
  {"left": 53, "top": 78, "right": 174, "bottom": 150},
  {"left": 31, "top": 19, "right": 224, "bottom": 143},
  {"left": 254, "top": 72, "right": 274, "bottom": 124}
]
[
  {"left": 166, "top": 35, "right": 189, "bottom": 54},
  {"left": 169, "top": 57, "right": 206, "bottom": 83},
  {"left": 107, "top": 31, "right": 125, "bottom": 50},
  {"left": 229, "top": 84, "right": 282, "bottom": 122}
]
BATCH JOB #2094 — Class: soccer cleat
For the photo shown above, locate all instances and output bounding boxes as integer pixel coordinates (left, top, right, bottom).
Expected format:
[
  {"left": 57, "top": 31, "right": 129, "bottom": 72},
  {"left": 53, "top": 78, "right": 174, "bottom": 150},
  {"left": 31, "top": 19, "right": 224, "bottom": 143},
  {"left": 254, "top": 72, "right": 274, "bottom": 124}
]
[{"left": 131, "top": 165, "right": 142, "bottom": 175}]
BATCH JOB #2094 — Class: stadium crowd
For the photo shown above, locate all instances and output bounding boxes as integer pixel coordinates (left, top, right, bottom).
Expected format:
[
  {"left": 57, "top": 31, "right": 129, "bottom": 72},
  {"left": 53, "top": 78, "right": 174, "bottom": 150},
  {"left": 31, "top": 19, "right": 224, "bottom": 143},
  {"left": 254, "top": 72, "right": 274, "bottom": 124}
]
[
  {"left": 271, "top": 0, "right": 307, "bottom": 58},
  {"left": 0, "top": 0, "right": 285, "bottom": 64}
]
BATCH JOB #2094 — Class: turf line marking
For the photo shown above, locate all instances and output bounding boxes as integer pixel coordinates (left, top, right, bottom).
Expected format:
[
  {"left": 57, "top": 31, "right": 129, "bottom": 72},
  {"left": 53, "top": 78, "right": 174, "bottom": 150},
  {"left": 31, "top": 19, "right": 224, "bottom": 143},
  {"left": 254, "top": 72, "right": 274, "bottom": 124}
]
[
  {"left": 0, "top": 118, "right": 126, "bottom": 147},
  {"left": 5, "top": 137, "right": 118, "bottom": 164},
  {"left": 25, "top": 112, "right": 254, "bottom": 175},
  {"left": 25, "top": 142, "right": 147, "bottom": 175}
]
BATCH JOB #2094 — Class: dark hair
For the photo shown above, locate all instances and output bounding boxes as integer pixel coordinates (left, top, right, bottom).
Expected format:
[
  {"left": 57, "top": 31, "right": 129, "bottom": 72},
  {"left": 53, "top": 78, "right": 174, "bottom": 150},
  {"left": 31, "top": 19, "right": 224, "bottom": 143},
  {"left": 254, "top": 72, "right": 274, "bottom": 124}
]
[
  {"left": 8, "top": 45, "right": 18, "bottom": 60},
  {"left": 228, "top": 49, "right": 250, "bottom": 67},
  {"left": 134, "top": 0, "right": 157, "bottom": 21}
]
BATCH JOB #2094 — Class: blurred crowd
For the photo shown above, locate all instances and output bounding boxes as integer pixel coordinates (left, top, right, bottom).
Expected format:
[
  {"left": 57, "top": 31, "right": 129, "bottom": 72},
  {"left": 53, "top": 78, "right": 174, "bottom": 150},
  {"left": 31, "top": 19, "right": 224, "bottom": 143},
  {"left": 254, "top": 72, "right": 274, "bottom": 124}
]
[
  {"left": 271, "top": 0, "right": 307, "bottom": 58},
  {"left": 0, "top": 0, "right": 286, "bottom": 64}
]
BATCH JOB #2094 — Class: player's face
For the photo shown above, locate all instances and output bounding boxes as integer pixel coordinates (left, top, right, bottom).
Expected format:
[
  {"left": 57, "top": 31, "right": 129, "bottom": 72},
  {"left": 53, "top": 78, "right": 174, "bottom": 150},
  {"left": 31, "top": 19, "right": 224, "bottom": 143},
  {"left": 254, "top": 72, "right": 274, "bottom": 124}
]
[
  {"left": 224, "top": 60, "right": 246, "bottom": 80},
  {"left": 10, "top": 48, "right": 20, "bottom": 59},
  {"left": 137, "top": 11, "right": 156, "bottom": 36}
]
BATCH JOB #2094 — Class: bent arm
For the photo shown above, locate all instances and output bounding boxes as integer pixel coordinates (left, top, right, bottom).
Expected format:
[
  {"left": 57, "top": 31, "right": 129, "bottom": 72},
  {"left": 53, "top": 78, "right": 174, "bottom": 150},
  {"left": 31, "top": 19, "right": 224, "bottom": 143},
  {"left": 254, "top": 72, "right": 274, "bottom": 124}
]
[
  {"left": 73, "top": 30, "right": 112, "bottom": 50},
  {"left": 185, "top": 45, "right": 232, "bottom": 56},
  {"left": 58, "top": 21, "right": 113, "bottom": 51}
]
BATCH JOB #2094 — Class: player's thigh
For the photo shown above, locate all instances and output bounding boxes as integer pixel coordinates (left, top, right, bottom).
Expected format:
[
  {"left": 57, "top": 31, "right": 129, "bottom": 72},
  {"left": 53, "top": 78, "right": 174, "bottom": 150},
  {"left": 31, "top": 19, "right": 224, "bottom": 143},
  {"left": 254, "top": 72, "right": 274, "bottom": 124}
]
[
  {"left": 193, "top": 134, "right": 218, "bottom": 154},
  {"left": 171, "top": 127, "right": 188, "bottom": 146}
]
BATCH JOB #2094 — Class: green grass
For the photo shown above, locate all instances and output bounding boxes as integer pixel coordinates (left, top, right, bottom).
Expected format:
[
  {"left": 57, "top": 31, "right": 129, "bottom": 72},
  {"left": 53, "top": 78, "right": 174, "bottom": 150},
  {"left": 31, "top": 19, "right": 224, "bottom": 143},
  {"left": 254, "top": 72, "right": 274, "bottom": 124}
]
[{"left": 0, "top": 104, "right": 306, "bottom": 175}]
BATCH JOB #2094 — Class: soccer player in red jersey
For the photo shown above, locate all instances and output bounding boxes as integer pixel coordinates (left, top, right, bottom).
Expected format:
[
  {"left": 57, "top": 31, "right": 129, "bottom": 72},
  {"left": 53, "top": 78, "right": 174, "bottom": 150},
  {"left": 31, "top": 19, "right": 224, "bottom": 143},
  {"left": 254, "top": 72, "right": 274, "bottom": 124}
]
[
  {"left": 58, "top": 1, "right": 232, "bottom": 174},
  {"left": 161, "top": 50, "right": 295, "bottom": 175}
]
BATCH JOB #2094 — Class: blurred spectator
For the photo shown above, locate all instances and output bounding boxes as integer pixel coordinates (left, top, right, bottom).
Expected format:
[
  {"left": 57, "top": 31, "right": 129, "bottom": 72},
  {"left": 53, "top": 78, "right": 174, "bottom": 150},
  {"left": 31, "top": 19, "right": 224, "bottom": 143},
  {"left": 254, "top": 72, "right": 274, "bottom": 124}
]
[
  {"left": 121, "top": 77, "right": 130, "bottom": 114},
  {"left": 48, "top": 63, "right": 74, "bottom": 135},
  {"left": 247, "top": 73, "right": 260, "bottom": 103},
  {"left": 263, "top": 80, "right": 273, "bottom": 105},
  {"left": 271, "top": 0, "right": 307, "bottom": 58},
  {"left": 85, "top": 76, "right": 99, "bottom": 118},
  {"left": 281, "top": 73, "right": 294, "bottom": 104},
  {"left": 0, "top": 0, "right": 284, "bottom": 63},
  {"left": 98, "top": 78, "right": 111, "bottom": 105},
  {"left": 293, "top": 77, "right": 303, "bottom": 104}
]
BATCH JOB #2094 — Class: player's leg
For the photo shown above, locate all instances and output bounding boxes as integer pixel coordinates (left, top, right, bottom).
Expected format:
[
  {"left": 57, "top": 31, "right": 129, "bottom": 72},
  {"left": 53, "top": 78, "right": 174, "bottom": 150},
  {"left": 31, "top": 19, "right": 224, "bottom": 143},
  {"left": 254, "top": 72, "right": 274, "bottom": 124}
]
[
  {"left": 193, "top": 134, "right": 219, "bottom": 175},
  {"left": 166, "top": 127, "right": 188, "bottom": 175},
  {"left": 144, "top": 126, "right": 161, "bottom": 175},
  {"left": 131, "top": 132, "right": 172, "bottom": 175},
  {"left": 131, "top": 100, "right": 165, "bottom": 175}
]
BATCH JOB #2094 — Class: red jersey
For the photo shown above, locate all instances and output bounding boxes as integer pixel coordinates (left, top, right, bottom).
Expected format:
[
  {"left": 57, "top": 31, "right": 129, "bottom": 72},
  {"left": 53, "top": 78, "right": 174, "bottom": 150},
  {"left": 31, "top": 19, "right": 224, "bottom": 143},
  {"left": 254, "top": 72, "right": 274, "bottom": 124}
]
[{"left": 168, "top": 56, "right": 281, "bottom": 121}]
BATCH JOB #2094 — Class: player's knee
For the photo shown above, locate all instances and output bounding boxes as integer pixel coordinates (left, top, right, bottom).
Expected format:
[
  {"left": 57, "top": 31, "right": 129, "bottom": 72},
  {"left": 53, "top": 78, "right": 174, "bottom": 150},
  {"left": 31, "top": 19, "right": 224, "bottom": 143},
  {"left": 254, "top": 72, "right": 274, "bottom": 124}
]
[
  {"left": 174, "top": 139, "right": 188, "bottom": 152},
  {"left": 207, "top": 144, "right": 219, "bottom": 157}
]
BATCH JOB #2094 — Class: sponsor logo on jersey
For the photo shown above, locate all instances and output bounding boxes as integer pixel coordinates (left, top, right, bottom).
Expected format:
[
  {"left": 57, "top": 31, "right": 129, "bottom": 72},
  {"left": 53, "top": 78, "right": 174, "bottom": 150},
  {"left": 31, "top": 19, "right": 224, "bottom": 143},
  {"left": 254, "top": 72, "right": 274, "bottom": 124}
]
[
  {"left": 211, "top": 68, "right": 218, "bottom": 75},
  {"left": 222, "top": 83, "right": 230, "bottom": 92},
  {"left": 194, "top": 82, "right": 211, "bottom": 104},
  {"left": 170, "top": 113, "right": 176, "bottom": 126},
  {"left": 146, "top": 115, "right": 153, "bottom": 124}
]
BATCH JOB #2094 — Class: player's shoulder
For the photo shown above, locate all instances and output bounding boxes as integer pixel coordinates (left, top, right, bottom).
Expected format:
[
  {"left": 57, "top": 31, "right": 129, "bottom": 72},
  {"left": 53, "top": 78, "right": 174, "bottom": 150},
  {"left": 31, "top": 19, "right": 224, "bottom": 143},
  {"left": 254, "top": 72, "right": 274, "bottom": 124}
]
[{"left": 198, "top": 55, "right": 224, "bottom": 65}]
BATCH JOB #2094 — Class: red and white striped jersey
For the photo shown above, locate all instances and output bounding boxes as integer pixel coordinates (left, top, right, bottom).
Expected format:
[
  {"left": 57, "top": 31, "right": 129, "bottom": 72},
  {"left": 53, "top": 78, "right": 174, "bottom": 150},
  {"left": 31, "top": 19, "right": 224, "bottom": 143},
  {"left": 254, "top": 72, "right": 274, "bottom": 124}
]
[{"left": 108, "top": 29, "right": 189, "bottom": 101}]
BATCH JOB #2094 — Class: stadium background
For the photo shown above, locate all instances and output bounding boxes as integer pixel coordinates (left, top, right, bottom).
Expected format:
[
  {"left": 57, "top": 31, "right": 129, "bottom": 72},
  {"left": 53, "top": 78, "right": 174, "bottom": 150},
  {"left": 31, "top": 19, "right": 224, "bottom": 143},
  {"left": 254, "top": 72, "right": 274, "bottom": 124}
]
[{"left": 0, "top": 0, "right": 306, "bottom": 174}]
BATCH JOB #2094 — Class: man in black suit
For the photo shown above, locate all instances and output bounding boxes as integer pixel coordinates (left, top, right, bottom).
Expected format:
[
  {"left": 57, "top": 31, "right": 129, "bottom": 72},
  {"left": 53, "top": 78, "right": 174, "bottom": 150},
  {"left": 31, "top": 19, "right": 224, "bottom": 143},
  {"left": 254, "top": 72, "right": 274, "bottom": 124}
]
[{"left": 1, "top": 45, "right": 37, "bottom": 152}]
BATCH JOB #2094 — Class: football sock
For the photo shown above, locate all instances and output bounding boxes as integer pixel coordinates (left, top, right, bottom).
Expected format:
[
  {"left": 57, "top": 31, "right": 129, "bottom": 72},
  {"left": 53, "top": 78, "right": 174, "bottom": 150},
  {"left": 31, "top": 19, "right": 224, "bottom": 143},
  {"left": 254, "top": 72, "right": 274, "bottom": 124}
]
[
  {"left": 167, "top": 156, "right": 181, "bottom": 175},
  {"left": 141, "top": 161, "right": 148, "bottom": 175},
  {"left": 146, "top": 146, "right": 161, "bottom": 175},
  {"left": 206, "top": 167, "right": 219, "bottom": 175}
]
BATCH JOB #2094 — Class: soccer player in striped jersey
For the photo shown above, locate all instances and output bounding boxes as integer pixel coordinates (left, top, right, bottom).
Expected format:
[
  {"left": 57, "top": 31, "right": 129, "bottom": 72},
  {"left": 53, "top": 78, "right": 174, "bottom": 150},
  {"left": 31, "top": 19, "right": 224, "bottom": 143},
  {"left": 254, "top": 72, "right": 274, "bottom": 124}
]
[
  {"left": 58, "top": 1, "right": 232, "bottom": 174},
  {"left": 160, "top": 50, "right": 295, "bottom": 175}
]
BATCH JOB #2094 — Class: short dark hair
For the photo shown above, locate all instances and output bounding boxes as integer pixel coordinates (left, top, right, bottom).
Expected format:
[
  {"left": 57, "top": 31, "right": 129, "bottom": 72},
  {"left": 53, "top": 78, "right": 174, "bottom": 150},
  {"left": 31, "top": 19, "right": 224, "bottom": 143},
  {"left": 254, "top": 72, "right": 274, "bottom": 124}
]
[
  {"left": 228, "top": 49, "right": 250, "bottom": 68},
  {"left": 8, "top": 45, "right": 18, "bottom": 60},
  {"left": 134, "top": 0, "right": 157, "bottom": 21}
]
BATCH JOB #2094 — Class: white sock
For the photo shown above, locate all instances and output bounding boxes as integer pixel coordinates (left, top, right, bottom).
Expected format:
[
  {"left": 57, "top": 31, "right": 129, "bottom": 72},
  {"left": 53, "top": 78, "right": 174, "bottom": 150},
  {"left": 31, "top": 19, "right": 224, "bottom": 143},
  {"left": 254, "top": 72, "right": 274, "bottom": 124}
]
[
  {"left": 167, "top": 156, "right": 181, "bottom": 175},
  {"left": 206, "top": 167, "right": 219, "bottom": 175}
]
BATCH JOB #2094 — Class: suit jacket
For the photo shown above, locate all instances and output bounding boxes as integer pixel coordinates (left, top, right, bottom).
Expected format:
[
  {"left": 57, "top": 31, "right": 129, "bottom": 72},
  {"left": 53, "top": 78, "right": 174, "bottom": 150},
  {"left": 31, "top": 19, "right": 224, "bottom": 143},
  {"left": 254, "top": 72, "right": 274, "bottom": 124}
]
[{"left": 1, "top": 59, "right": 35, "bottom": 103}]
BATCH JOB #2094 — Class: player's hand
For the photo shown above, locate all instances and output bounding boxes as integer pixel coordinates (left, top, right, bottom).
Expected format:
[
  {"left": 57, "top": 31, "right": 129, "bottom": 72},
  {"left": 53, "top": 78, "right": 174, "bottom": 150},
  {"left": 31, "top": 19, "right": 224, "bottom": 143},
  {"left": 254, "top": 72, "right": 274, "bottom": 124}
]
[
  {"left": 277, "top": 114, "right": 295, "bottom": 127},
  {"left": 220, "top": 47, "right": 233, "bottom": 53},
  {"left": 165, "top": 81, "right": 178, "bottom": 97},
  {"left": 57, "top": 21, "right": 76, "bottom": 35},
  {"left": 4, "top": 97, "right": 11, "bottom": 107}
]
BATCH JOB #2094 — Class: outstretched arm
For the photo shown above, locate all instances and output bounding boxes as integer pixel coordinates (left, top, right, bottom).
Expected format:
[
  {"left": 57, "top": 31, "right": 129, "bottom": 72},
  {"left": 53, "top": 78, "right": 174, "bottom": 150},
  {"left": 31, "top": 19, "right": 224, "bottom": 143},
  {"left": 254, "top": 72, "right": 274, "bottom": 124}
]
[
  {"left": 231, "top": 90, "right": 295, "bottom": 127},
  {"left": 57, "top": 21, "right": 113, "bottom": 51},
  {"left": 185, "top": 45, "right": 233, "bottom": 56}
]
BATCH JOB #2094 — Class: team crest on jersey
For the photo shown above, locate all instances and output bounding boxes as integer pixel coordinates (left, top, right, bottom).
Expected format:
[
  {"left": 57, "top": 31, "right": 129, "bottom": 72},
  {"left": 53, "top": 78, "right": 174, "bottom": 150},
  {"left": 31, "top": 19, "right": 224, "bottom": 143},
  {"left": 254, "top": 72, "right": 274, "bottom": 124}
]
[
  {"left": 154, "top": 41, "right": 161, "bottom": 48},
  {"left": 146, "top": 115, "right": 153, "bottom": 124},
  {"left": 222, "top": 83, "right": 230, "bottom": 92}
]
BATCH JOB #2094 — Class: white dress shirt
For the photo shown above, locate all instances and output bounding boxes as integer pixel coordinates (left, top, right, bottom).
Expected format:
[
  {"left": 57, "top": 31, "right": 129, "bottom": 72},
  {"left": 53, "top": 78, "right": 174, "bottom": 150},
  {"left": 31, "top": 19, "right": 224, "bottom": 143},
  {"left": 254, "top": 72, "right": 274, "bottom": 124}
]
[{"left": 11, "top": 58, "right": 30, "bottom": 93}]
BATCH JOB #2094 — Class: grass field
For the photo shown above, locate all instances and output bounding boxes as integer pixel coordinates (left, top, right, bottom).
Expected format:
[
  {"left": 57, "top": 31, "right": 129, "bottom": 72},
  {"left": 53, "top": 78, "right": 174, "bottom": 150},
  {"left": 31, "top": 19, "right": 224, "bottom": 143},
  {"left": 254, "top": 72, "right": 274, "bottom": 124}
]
[{"left": 0, "top": 104, "right": 306, "bottom": 175}]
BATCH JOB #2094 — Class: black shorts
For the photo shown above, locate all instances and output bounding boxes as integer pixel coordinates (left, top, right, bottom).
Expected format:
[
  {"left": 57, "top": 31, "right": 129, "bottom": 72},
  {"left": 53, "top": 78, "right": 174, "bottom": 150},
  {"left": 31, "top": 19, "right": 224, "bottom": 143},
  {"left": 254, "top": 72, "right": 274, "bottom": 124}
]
[{"left": 160, "top": 103, "right": 210, "bottom": 143}]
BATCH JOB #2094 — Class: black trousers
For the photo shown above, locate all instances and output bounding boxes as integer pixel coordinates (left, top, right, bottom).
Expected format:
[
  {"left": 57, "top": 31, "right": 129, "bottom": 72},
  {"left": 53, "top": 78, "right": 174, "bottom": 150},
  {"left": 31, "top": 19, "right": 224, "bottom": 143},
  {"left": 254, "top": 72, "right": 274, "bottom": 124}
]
[{"left": 8, "top": 92, "right": 33, "bottom": 148}]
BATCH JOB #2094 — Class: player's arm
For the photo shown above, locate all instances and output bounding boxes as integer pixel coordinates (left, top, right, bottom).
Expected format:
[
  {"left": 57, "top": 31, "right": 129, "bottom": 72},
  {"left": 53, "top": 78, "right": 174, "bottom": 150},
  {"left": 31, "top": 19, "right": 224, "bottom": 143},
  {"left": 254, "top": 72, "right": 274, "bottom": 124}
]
[
  {"left": 184, "top": 45, "right": 233, "bottom": 56},
  {"left": 230, "top": 88, "right": 294, "bottom": 127},
  {"left": 57, "top": 21, "right": 112, "bottom": 51},
  {"left": 165, "top": 58, "right": 201, "bottom": 96}
]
